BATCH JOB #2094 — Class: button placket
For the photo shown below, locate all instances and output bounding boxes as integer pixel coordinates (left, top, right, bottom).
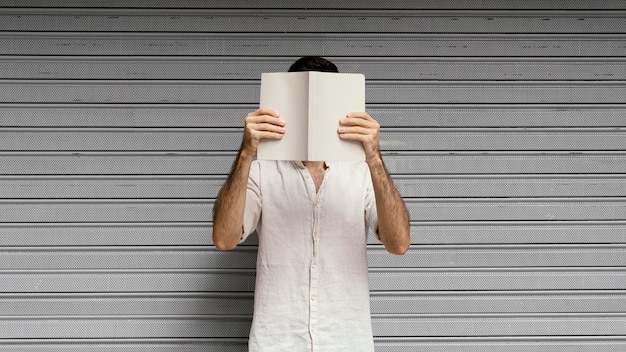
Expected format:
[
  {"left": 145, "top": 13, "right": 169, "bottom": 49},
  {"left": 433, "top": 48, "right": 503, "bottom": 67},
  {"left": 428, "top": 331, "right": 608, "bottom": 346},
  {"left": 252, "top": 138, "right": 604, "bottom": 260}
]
[{"left": 309, "top": 193, "right": 321, "bottom": 350}]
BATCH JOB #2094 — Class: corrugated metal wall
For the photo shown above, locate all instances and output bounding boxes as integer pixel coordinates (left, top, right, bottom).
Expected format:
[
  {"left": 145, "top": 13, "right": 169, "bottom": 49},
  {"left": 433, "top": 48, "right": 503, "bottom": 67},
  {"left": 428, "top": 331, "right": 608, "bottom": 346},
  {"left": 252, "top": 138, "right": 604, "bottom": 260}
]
[{"left": 1, "top": 1, "right": 626, "bottom": 350}]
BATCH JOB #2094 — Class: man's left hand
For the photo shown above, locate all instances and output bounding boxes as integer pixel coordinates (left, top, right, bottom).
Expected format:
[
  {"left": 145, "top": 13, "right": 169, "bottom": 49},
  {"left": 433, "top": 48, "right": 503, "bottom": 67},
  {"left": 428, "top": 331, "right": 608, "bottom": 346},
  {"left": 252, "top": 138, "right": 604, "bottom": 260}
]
[{"left": 338, "top": 112, "right": 381, "bottom": 163}]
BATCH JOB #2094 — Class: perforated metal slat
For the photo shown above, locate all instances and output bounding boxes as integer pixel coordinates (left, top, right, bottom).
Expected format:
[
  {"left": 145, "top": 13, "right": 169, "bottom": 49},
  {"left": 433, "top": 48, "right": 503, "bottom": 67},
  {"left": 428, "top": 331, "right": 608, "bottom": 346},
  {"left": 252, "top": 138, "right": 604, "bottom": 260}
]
[
  {"left": 3, "top": 221, "right": 626, "bottom": 247},
  {"left": 1, "top": 198, "right": 625, "bottom": 222},
  {"left": 1, "top": 128, "right": 625, "bottom": 151},
  {"left": 3, "top": 33, "right": 626, "bottom": 57},
  {"left": 4, "top": 245, "right": 626, "bottom": 269},
  {"left": 3, "top": 152, "right": 626, "bottom": 174},
  {"left": 3, "top": 9, "right": 626, "bottom": 34},
  {"left": 3, "top": 80, "right": 626, "bottom": 103},
  {"left": 0, "top": 337, "right": 625, "bottom": 352},
  {"left": 2, "top": 175, "right": 625, "bottom": 198},
  {"left": 1, "top": 315, "right": 626, "bottom": 338},
  {"left": 1, "top": 269, "right": 625, "bottom": 292},
  {"left": 4, "top": 103, "right": 626, "bottom": 127},
  {"left": 4, "top": 57, "right": 626, "bottom": 81},
  {"left": 1, "top": 0, "right": 625, "bottom": 9},
  {"left": 3, "top": 291, "right": 625, "bottom": 316}
]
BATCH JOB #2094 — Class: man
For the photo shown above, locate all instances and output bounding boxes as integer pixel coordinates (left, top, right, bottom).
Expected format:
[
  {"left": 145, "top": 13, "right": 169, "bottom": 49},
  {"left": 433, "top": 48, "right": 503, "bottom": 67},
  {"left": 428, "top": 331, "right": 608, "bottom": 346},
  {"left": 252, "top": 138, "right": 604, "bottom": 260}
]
[{"left": 212, "top": 56, "right": 410, "bottom": 351}]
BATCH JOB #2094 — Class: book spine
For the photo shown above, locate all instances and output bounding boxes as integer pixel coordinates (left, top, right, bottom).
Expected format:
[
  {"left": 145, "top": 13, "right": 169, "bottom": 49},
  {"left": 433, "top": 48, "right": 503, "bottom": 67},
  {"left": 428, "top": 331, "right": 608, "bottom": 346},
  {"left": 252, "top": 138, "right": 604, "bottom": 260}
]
[{"left": 307, "top": 72, "right": 315, "bottom": 161}]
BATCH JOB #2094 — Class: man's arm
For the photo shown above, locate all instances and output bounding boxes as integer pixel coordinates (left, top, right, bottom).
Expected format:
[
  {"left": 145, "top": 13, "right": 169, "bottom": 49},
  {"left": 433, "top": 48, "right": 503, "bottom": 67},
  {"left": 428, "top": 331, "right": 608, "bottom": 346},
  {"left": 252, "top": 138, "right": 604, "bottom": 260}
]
[
  {"left": 212, "top": 108, "right": 285, "bottom": 250},
  {"left": 339, "top": 112, "right": 411, "bottom": 255}
]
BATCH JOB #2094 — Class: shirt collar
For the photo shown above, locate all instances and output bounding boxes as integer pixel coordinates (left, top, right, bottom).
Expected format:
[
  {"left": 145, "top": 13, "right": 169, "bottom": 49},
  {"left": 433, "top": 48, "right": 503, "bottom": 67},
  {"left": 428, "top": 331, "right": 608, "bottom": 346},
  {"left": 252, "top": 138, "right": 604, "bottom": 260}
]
[{"left": 293, "top": 161, "right": 333, "bottom": 169}]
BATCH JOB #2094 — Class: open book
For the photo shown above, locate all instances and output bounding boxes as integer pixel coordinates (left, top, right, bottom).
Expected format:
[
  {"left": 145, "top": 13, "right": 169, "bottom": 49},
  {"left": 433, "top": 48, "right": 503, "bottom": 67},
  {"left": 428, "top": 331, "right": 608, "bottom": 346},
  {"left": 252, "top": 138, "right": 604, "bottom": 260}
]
[{"left": 257, "top": 71, "right": 366, "bottom": 161}]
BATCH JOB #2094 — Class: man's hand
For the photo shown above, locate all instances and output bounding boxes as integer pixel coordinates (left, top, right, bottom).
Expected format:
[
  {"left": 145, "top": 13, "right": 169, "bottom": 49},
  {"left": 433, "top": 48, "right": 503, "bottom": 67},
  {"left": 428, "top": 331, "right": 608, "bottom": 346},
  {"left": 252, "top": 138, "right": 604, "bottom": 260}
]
[
  {"left": 242, "top": 107, "right": 286, "bottom": 156},
  {"left": 338, "top": 112, "right": 381, "bottom": 163}
]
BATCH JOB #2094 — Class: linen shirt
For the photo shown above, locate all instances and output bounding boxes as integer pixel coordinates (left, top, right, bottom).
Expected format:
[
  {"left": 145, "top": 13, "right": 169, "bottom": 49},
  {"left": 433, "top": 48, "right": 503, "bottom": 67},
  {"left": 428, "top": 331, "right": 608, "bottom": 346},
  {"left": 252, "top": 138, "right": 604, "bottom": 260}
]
[{"left": 242, "top": 160, "right": 379, "bottom": 352}]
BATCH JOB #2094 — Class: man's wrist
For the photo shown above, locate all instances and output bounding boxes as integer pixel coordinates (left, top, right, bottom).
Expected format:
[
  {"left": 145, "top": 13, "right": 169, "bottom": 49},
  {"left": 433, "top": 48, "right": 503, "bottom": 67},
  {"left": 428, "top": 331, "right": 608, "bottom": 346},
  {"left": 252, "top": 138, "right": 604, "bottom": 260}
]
[
  {"left": 238, "top": 145, "right": 257, "bottom": 161},
  {"left": 365, "top": 153, "right": 384, "bottom": 168}
]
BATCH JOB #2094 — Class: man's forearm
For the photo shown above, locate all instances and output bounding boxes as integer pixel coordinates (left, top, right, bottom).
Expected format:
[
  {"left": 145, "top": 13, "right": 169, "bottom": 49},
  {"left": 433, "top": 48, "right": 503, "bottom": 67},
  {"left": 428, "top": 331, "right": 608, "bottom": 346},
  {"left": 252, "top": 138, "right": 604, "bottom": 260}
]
[
  {"left": 212, "top": 148, "right": 255, "bottom": 250},
  {"left": 367, "top": 155, "right": 411, "bottom": 255}
]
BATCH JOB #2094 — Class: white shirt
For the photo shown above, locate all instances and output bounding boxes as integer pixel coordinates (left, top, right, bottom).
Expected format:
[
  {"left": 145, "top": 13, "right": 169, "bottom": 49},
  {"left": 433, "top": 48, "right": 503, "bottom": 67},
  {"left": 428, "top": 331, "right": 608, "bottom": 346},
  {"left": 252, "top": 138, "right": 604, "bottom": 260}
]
[{"left": 242, "top": 160, "right": 378, "bottom": 352}]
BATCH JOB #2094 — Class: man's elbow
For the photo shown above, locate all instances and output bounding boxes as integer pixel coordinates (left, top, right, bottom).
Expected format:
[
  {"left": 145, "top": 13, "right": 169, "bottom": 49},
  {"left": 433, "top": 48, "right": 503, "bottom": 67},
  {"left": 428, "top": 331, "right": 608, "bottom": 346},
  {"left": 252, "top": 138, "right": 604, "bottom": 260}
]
[
  {"left": 383, "top": 232, "right": 411, "bottom": 255},
  {"left": 388, "top": 240, "right": 410, "bottom": 255},
  {"left": 214, "top": 239, "right": 238, "bottom": 251},
  {"left": 212, "top": 229, "right": 240, "bottom": 251}
]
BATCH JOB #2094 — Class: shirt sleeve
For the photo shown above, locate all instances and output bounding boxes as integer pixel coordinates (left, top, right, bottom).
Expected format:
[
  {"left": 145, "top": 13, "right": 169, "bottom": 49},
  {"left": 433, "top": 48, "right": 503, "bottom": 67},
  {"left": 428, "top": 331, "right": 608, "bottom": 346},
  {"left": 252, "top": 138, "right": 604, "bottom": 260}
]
[
  {"left": 241, "top": 159, "right": 262, "bottom": 243},
  {"left": 364, "top": 166, "right": 380, "bottom": 241}
]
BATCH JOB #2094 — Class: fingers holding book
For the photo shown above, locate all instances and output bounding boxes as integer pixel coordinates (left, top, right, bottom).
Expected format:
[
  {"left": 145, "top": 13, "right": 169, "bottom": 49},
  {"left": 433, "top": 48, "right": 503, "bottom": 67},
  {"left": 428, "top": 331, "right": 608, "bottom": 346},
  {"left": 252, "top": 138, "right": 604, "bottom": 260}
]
[
  {"left": 338, "top": 112, "right": 381, "bottom": 161},
  {"left": 242, "top": 107, "right": 286, "bottom": 154}
]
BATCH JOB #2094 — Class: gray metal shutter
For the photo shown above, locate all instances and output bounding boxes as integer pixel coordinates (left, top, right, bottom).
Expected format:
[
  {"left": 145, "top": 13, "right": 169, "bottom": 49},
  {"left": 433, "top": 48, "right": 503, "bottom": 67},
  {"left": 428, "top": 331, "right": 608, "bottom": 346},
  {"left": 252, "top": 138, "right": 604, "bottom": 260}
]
[{"left": 1, "top": 1, "right": 625, "bottom": 350}]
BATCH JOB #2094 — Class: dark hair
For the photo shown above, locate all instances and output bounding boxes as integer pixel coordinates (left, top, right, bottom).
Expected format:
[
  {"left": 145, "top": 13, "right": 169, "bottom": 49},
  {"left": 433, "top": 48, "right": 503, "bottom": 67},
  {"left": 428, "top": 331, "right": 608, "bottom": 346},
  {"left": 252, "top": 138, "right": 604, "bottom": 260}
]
[{"left": 288, "top": 56, "right": 339, "bottom": 73}]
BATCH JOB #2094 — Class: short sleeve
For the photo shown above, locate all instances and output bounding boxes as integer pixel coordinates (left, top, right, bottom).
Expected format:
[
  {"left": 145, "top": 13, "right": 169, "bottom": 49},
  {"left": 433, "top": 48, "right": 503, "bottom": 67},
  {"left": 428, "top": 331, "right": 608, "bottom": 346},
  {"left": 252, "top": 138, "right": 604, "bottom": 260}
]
[
  {"left": 364, "top": 167, "right": 379, "bottom": 240},
  {"left": 241, "top": 160, "right": 262, "bottom": 243}
]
